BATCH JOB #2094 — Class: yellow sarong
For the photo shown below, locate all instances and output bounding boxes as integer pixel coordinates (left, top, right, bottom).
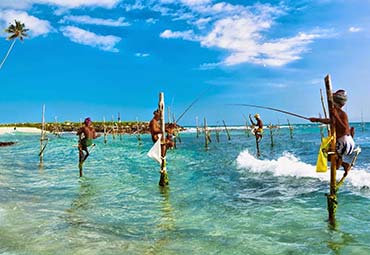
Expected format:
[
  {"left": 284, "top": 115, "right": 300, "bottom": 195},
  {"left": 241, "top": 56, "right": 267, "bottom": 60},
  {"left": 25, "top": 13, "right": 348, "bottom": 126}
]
[{"left": 316, "top": 136, "right": 333, "bottom": 172}]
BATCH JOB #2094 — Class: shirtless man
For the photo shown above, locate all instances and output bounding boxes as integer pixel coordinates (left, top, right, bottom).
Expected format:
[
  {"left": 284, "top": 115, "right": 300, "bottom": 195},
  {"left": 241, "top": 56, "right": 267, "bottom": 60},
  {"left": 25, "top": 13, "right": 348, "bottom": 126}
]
[
  {"left": 77, "top": 117, "right": 100, "bottom": 164},
  {"left": 249, "top": 113, "right": 263, "bottom": 142},
  {"left": 149, "top": 110, "right": 175, "bottom": 156},
  {"left": 309, "top": 89, "right": 355, "bottom": 174}
]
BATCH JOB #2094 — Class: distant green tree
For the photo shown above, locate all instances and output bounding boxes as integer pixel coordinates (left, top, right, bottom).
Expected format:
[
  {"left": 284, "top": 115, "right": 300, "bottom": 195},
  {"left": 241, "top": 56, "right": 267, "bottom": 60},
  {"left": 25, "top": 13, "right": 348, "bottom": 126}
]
[{"left": 0, "top": 20, "right": 28, "bottom": 70}]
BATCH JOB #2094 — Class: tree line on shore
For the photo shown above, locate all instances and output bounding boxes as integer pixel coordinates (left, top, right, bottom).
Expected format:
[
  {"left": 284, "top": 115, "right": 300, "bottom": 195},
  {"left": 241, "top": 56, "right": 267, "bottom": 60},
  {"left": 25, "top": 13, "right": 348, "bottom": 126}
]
[{"left": 0, "top": 121, "right": 153, "bottom": 134}]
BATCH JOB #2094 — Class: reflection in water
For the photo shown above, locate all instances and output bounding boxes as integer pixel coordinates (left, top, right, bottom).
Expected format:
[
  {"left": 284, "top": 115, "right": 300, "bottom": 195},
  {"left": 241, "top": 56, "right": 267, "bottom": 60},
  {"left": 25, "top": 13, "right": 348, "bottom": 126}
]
[
  {"left": 65, "top": 177, "right": 96, "bottom": 226},
  {"left": 327, "top": 227, "right": 356, "bottom": 255},
  {"left": 158, "top": 186, "right": 175, "bottom": 231},
  {"left": 38, "top": 162, "right": 44, "bottom": 174},
  {"left": 146, "top": 186, "right": 176, "bottom": 255}
]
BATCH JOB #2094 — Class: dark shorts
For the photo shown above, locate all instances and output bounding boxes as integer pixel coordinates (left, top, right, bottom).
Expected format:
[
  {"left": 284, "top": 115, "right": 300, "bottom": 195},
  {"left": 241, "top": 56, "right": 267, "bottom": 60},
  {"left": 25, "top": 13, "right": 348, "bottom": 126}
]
[{"left": 80, "top": 138, "right": 93, "bottom": 150}]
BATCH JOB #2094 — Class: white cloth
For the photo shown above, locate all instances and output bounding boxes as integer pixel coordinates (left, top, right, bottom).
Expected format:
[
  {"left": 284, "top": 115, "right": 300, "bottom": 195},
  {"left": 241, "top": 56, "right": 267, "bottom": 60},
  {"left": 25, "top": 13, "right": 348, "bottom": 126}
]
[
  {"left": 147, "top": 134, "right": 162, "bottom": 164},
  {"left": 336, "top": 135, "right": 355, "bottom": 156}
]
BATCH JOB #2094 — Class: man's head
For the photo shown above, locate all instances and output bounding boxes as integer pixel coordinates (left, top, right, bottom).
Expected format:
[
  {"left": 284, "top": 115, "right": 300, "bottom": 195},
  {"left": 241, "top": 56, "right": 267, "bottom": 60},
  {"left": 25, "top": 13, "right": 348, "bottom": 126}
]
[
  {"left": 254, "top": 113, "right": 260, "bottom": 119},
  {"left": 333, "top": 89, "right": 347, "bottom": 107},
  {"left": 153, "top": 110, "right": 160, "bottom": 120},
  {"left": 84, "top": 117, "right": 92, "bottom": 126},
  {"left": 166, "top": 123, "right": 177, "bottom": 133}
]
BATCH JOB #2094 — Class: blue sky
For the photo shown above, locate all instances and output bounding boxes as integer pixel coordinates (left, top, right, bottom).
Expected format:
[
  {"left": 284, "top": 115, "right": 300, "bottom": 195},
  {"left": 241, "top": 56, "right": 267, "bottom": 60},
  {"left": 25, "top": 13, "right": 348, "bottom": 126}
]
[{"left": 0, "top": 0, "right": 369, "bottom": 126}]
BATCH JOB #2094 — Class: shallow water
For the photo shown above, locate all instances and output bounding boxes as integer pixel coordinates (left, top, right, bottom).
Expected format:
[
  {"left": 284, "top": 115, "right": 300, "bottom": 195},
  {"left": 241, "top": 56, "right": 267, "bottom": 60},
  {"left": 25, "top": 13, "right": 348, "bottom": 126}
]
[{"left": 1, "top": 124, "right": 370, "bottom": 255}]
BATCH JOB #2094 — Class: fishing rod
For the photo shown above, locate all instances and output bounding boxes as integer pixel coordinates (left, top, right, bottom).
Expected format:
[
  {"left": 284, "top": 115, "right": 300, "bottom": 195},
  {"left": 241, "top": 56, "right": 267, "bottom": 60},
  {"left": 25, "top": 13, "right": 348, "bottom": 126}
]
[
  {"left": 229, "top": 104, "right": 310, "bottom": 121},
  {"left": 175, "top": 86, "right": 212, "bottom": 123}
]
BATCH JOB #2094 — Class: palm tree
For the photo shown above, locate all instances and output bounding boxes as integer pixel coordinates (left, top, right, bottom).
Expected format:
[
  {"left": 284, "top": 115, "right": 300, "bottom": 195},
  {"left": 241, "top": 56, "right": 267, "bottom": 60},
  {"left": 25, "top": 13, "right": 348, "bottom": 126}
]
[{"left": 0, "top": 20, "right": 29, "bottom": 70}]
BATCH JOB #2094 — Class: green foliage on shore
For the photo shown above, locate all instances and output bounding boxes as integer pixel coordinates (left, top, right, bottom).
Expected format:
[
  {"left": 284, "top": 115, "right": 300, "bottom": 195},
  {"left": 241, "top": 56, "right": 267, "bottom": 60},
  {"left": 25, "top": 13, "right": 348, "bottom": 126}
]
[{"left": 0, "top": 121, "right": 150, "bottom": 134}]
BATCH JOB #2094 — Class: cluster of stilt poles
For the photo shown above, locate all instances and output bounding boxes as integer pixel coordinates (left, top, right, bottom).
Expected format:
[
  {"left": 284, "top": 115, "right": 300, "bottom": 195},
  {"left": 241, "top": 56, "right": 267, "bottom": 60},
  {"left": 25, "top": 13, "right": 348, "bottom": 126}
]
[{"left": 32, "top": 75, "right": 364, "bottom": 226}]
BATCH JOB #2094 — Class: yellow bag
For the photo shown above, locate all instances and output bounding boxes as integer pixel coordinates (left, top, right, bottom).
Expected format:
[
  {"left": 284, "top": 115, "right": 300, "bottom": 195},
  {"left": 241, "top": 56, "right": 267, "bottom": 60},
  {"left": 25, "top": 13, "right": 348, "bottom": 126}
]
[{"left": 316, "top": 136, "right": 333, "bottom": 172}]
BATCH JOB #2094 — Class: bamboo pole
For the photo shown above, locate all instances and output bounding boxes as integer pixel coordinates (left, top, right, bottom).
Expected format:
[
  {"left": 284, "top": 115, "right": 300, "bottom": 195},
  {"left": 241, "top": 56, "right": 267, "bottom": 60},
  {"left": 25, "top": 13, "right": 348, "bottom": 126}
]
[
  {"left": 103, "top": 116, "right": 107, "bottom": 144},
  {"left": 324, "top": 74, "right": 337, "bottom": 227},
  {"left": 222, "top": 120, "right": 231, "bottom": 141},
  {"left": 215, "top": 122, "right": 220, "bottom": 143},
  {"left": 159, "top": 92, "right": 169, "bottom": 187},
  {"left": 256, "top": 135, "right": 261, "bottom": 158},
  {"left": 39, "top": 104, "right": 47, "bottom": 164},
  {"left": 268, "top": 123, "right": 274, "bottom": 147},
  {"left": 111, "top": 115, "right": 116, "bottom": 140},
  {"left": 318, "top": 113, "right": 325, "bottom": 139},
  {"left": 136, "top": 117, "right": 142, "bottom": 146},
  {"left": 287, "top": 119, "right": 293, "bottom": 139},
  {"left": 204, "top": 117, "right": 209, "bottom": 150},
  {"left": 118, "top": 112, "right": 122, "bottom": 141},
  {"left": 172, "top": 113, "right": 181, "bottom": 146},
  {"left": 320, "top": 88, "right": 330, "bottom": 134},
  {"left": 243, "top": 114, "right": 250, "bottom": 138}
]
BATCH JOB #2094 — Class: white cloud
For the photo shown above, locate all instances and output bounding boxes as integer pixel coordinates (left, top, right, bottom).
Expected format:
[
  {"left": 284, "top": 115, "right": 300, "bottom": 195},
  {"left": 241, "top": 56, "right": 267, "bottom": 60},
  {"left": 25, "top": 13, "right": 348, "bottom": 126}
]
[
  {"left": 36, "top": 0, "right": 120, "bottom": 8},
  {"left": 135, "top": 52, "right": 150, "bottom": 57},
  {"left": 180, "top": 0, "right": 212, "bottom": 6},
  {"left": 60, "top": 15, "right": 130, "bottom": 27},
  {"left": 160, "top": 29, "right": 197, "bottom": 41},
  {"left": 60, "top": 26, "right": 121, "bottom": 52},
  {"left": 0, "top": 0, "right": 120, "bottom": 9},
  {"left": 158, "top": 1, "right": 326, "bottom": 67},
  {"left": 0, "top": 10, "right": 53, "bottom": 37},
  {"left": 0, "top": 0, "right": 33, "bottom": 9},
  {"left": 349, "top": 26, "right": 361, "bottom": 33}
]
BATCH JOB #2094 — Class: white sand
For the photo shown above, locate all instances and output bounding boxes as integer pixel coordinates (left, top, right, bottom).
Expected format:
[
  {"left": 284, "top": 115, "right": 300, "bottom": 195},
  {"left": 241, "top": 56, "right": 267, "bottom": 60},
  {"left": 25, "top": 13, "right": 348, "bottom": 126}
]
[{"left": 0, "top": 127, "right": 42, "bottom": 135}]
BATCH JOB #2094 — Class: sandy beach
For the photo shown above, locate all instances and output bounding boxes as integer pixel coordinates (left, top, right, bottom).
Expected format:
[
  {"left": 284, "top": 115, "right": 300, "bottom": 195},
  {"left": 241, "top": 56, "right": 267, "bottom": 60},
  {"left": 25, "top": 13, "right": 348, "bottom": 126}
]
[{"left": 0, "top": 127, "right": 42, "bottom": 135}]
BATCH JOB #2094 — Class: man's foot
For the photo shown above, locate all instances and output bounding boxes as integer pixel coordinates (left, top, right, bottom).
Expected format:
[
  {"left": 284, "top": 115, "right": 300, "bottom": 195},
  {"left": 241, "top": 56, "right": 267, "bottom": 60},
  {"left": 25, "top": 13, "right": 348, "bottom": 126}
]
[{"left": 343, "top": 162, "right": 350, "bottom": 176}]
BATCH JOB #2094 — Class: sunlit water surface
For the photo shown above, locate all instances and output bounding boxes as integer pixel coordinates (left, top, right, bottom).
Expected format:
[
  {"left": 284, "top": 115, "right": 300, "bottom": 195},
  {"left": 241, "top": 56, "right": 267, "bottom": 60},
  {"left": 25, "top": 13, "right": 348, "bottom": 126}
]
[{"left": 1, "top": 124, "right": 370, "bottom": 254}]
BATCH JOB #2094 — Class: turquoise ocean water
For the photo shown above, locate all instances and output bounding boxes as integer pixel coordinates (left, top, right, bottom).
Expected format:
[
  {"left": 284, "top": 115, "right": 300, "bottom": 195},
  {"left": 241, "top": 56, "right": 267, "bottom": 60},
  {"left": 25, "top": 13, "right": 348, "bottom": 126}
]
[{"left": 1, "top": 123, "right": 370, "bottom": 255}]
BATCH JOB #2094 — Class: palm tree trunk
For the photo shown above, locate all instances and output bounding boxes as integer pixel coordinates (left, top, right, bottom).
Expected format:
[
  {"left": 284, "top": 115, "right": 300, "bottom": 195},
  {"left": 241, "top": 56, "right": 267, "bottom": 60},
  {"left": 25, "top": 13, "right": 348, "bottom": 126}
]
[{"left": 0, "top": 40, "right": 16, "bottom": 70}]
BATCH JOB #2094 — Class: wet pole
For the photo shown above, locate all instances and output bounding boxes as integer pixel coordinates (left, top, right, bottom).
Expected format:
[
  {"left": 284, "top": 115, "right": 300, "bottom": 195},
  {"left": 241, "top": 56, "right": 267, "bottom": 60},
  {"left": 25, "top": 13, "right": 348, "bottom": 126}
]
[
  {"left": 103, "top": 116, "right": 107, "bottom": 144},
  {"left": 222, "top": 120, "right": 231, "bottom": 141},
  {"left": 39, "top": 104, "right": 47, "bottom": 165},
  {"left": 118, "top": 112, "right": 122, "bottom": 141},
  {"left": 320, "top": 88, "right": 329, "bottom": 135},
  {"left": 204, "top": 117, "right": 210, "bottom": 150},
  {"left": 159, "top": 92, "right": 169, "bottom": 186},
  {"left": 287, "top": 119, "right": 294, "bottom": 139},
  {"left": 196, "top": 117, "right": 200, "bottom": 138},
  {"left": 324, "top": 74, "right": 337, "bottom": 227},
  {"left": 268, "top": 124, "right": 274, "bottom": 147}
]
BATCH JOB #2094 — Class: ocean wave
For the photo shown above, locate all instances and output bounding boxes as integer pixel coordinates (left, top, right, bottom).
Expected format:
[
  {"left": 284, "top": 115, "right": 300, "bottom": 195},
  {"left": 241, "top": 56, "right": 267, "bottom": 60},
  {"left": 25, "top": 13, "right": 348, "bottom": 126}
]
[{"left": 236, "top": 149, "right": 370, "bottom": 189}]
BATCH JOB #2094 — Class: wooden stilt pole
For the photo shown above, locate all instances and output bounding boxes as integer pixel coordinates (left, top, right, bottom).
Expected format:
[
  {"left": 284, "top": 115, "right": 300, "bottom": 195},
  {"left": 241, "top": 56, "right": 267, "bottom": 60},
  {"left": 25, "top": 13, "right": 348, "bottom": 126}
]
[
  {"left": 118, "top": 112, "right": 122, "bottom": 141},
  {"left": 111, "top": 115, "right": 116, "bottom": 140},
  {"left": 159, "top": 92, "right": 169, "bottom": 187},
  {"left": 196, "top": 117, "right": 200, "bottom": 138},
  {"left": 324, "top": 74, "right": 337, "bottom": 227},
  {"left": 222, "top": 120, "right": 231, "bottom": 141},
  {"left": 103, "top": 116, "right": 107, "bottom": 144},
  {"left": 318, "top": 113, "right": 325, "bottom": 139},
  {"left": 39, "top": 104, "right": 47, "bottom": 165},
  {"left": 204, "top": 117, "right": 210, "bottom": 150},
  {"left": 136, "top": 117, "right": 142, "bottom": 146},
  {"left": 268, "top": 123, "right": 274, "bottom": 147},
  {"left": 215, "top": 122, "right": 220, "bottom": 143},
  {"left": 256, "top": 136, "right": 261, "bottom": 158},
  {"left": 243, "top": 114, "right": 250, "bottom": 138},
  {"left": 287, "top": 119, "right": 294, "bottom": 139}
]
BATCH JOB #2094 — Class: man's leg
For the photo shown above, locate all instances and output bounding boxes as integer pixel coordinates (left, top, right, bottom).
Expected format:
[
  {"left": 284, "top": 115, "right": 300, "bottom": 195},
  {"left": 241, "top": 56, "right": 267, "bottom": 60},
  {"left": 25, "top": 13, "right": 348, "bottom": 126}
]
[
  {"left": 78, "top": 145, "right": 84, "bottom": 163},
  {"left": 83, "top": 148, "right": 89, "bottom": 161}
]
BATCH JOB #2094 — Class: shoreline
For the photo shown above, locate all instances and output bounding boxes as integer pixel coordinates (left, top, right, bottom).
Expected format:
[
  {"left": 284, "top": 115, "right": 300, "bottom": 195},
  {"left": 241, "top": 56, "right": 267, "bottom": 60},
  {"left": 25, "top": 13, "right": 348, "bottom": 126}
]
[{"left": 0, "top": 127, "right": 42, "bottom": 135}]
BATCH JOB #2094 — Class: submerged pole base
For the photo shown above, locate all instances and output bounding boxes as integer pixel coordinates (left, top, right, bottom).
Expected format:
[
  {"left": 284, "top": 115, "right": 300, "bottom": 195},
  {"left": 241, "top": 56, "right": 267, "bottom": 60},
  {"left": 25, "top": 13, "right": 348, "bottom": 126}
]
[
  {"left": 159, "top": 171, "right": 169, "bottom": 186},
  {"left": 326, "top": 193, "right": 337, "bottom": 227},
  {"left": 79, "top": 162, "right": 83, "bottom": 177}
]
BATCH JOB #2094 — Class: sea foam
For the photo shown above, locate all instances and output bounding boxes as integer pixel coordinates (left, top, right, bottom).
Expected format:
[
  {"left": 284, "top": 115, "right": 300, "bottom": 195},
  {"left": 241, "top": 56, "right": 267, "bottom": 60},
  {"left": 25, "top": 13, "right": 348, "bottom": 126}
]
[{"left": 236, "top": 149, "right": 370, "bottom": 189}]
